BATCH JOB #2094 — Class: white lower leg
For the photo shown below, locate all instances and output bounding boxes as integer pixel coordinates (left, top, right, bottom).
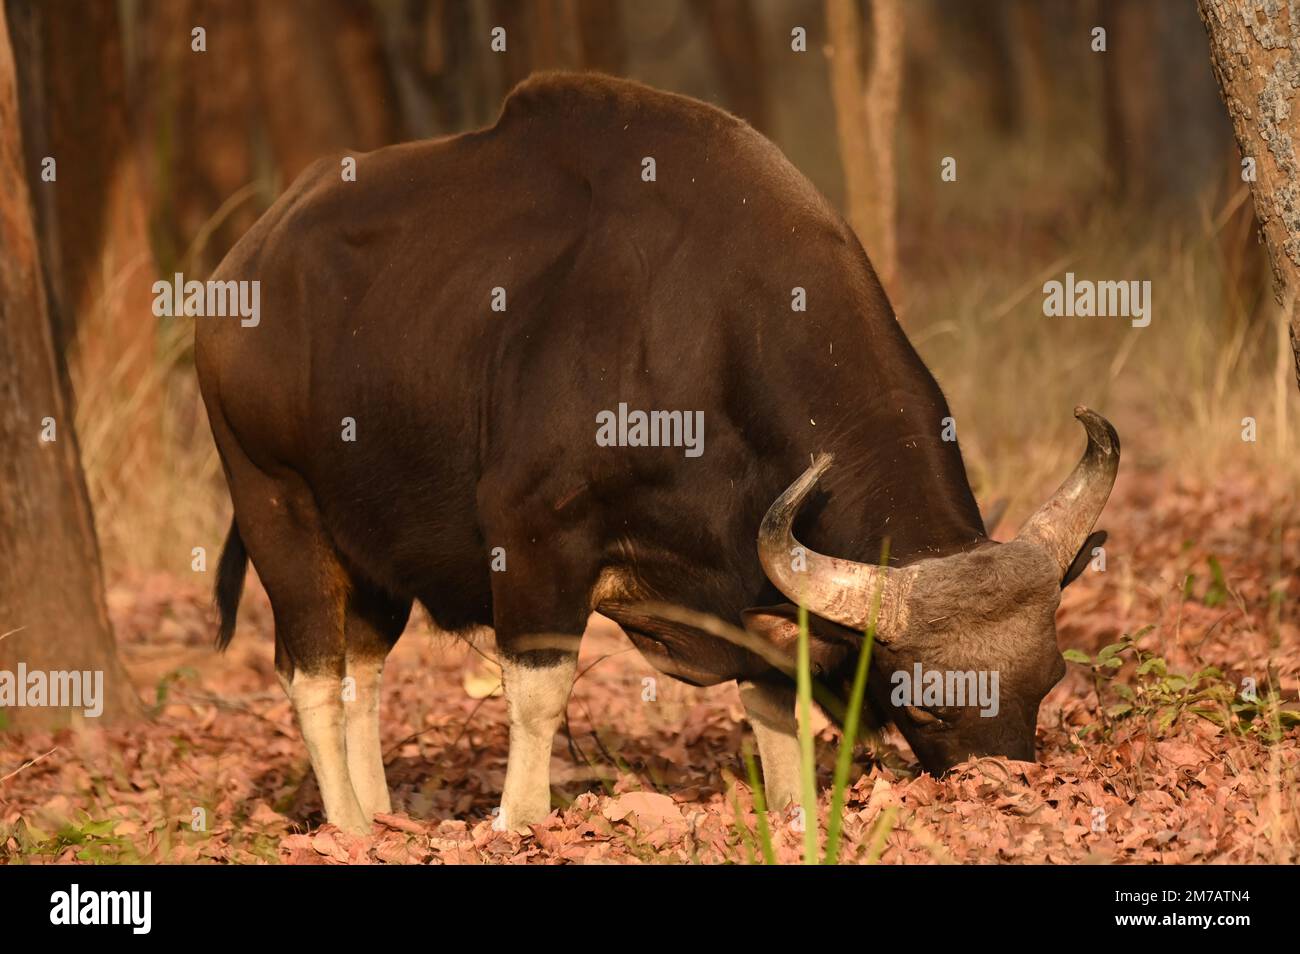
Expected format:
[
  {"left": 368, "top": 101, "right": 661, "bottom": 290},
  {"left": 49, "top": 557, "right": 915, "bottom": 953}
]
[
  {"left": 344, "top": 656, "right": 391, "bottom": 817},
  {"left": 290, "top": 671, "right": 370, "bottom": 834},
  {"left": 739, "top": 679, "right": 801, "bottom": 811},
  {"left": 498, "top": 652, "right": 577, "bottom": 830}
]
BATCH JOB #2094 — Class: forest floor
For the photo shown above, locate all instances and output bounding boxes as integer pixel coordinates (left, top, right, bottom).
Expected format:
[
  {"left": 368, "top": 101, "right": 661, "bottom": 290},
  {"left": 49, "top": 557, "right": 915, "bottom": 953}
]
[{"left": 2, "top": 459, "right": 1298, "bottom": 864}]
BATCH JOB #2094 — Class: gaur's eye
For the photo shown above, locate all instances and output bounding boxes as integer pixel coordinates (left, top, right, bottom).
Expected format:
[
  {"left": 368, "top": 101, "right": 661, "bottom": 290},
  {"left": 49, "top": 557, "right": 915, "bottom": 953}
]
[{"left": 904, "top": 704, "right": 961, "bottom": 726}]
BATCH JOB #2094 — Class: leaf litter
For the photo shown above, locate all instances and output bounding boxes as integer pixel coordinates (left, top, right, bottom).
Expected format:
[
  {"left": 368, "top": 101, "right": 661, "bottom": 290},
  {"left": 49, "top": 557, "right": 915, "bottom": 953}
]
[{"left": 1, "top": 465, "right": 1297, "bottom": 864}]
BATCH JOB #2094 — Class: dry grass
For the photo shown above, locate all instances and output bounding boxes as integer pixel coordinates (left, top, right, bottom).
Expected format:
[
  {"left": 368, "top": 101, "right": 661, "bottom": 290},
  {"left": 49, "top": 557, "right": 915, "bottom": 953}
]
[{"left": 908, "top": 199, "right": 1296, "bottom": 513}]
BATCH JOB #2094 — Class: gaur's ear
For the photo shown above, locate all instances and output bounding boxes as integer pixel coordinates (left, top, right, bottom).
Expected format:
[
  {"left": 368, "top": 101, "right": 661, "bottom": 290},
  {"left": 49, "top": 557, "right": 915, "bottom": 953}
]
[
  {"left": 741, "top": 604, "right": 855, "bottom": 675},
  {"left": 1061, "top": 529, "right": 1106, "bottom": 589},
  {"left": 740, "top": 604, "right": 802, "bottom": 651}
]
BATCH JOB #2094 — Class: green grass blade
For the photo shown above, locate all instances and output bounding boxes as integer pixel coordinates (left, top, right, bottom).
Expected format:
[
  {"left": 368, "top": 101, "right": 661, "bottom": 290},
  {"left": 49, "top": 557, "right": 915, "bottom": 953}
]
[
  {"left": 729, "top": 786, "right": 757, "bottom": 865},
  {"left": 796, "top": 602, "right": 819, "bottom": 864},
  {"left": 824, "top": 539, "right": 889, "bottom": 864},
  {"left": 823, "top": 625, "right": 876, "bottom": 863},
  {"left": 743, "top": 744, "right": 777, "bottom": 865}
]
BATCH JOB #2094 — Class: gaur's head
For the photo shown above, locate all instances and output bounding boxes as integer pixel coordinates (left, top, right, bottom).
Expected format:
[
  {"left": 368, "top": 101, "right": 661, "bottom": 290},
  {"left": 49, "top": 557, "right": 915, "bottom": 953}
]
[{"left": 748, "top": 407, "right": 1118, "bottom": 775}]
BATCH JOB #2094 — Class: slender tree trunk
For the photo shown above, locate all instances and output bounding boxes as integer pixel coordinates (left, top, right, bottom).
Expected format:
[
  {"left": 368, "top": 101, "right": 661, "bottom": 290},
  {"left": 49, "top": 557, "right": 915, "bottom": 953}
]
[
  {"left": 1102, "top": 0, "right": 1161, "bottom": 199},
  {"left": 133, "top": 0, "right": 259, "bottom": 272},
  {"left": 1010, "top": 0, "right": 1051, "bottom": 135},
  {"left": 825, "top": 0, "right": 902, "bottom": 302},
  {"left": 254, "top": 0, "right": 398, "bottom": 188},
  {"left": 27, "top": 0, "right": 160, "bottom": 480},
  {"left": 689, "top": 0, "right": 769, "bottom": 134},
  {"left": 1198, "top": 0, "right": 1300, "bottom": 390},
  {"left": 863, "top": 0, "right": 902, "bottom": 298},
  {"left": 0, "top": 3, "right": 140, "bottom": 728},
  {"left": 575, "top": 0, "right": 626, "bottom": 76},
  {"left": 826, "top": 0, "right": 871, "bottom": 246},
  {"left": 489, "top": 0, "right": 625, "bottom": 93},
  {"left": 383, "top": 0, "right": 495, "bottom": 136}
]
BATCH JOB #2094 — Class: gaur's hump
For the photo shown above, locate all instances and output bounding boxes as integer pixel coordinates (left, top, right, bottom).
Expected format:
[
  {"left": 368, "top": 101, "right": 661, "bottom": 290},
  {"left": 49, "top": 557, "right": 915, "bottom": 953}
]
[
  {"left": 497, "top": 72, "right": 748, "bottom": 140},
  {"left": 491, "top": 72, "right": 831, "bottom": 221}
]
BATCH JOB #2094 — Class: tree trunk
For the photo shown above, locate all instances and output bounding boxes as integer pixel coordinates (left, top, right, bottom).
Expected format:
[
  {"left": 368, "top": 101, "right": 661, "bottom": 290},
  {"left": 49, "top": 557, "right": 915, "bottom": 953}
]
[
  {"left": 0, "top": 3, "right": 140, "bottom": 728},
  {"left": 575, "top": 0, "right": 626, "bottom": 76},
  {"left": 24, "top": 0, "right": 160, "bottom": 477},
  {"left": 132, "top": 0, "right": 260, "bottom": 273},
  {"left": 826, "top": 0, "right": 871, "bottom": 247},
  {"left": 254, "top": 0, "right": 399, "bottom": 189},
  {"left": 689, "top": 0, "right": 769, "bottom": 134},
  {"left": 825, "top": 0, "right": 902, "bottom": 303},
  {"left": 489, "top": 0, "right": 625, "bottom": 93},
  {"left": 1198, "top": 0, "right": 1300, "bottom": 388},
  {"left": 1009, "top": 0, "right": 1051, "bottom": 136},
  {"left": 1102, "top": 0, "right": 1161, "bottom": 199},
  {"left": 863, "top": 0, "right": 902, "bottom": 299}
]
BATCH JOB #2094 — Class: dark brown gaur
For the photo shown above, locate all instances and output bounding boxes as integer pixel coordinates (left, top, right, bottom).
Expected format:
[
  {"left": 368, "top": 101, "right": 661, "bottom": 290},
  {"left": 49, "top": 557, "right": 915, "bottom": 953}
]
[{"left": 198, "top": 72, "right": 1120, "bottom": 831}]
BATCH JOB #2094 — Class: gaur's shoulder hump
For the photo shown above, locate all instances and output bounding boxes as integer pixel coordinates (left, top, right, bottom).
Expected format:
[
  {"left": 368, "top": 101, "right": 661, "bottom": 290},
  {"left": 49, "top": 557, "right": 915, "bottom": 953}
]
[{"left": 496, "top": 71, "right": 748, "bottom": 139}]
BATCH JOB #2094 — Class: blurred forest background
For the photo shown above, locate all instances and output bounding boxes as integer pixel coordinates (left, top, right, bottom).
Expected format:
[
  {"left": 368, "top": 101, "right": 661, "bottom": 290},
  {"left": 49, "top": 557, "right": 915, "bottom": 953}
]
[
  {"left": 4, "top": 3, "right": 1300, "bottom": 868},
  {"left": 6, "top": 0, "right": 1284, "bottom": 578},
  {"left": 1, "top": 0, "right": 1294, "bottom": 723}
]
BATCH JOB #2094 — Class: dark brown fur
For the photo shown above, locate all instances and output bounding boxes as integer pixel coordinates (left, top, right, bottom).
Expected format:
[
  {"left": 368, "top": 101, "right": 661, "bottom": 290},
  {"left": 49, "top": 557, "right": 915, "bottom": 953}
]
[{"left": 197, "top": 73, "right": 1075, "bottom": 775}]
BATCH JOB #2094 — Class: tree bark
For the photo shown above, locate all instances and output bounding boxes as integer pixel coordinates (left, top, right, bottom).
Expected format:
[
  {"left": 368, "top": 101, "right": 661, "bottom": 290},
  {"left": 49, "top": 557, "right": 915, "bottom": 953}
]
[
  {"left": 689, "top": 0, "right": 769, "bottom": 134},
  {"left": 254, "top": 0, "right": 399, "bottom": 188},
  {"left": 132, "top": 0, "right": 260, "bottom": 272},
  {"left": 1102, "top": 0, "right": 1161, "bottom": 199},
  {"left": 575, "top": 0, "right": 626, "bottom": 76},
  {"left": 24, "top": 0, "right": 160, "bottom": 474},
  {"left": 825, "top": 0, "right": 902, "bottom": 303},
  {"left": 489, "top": 0, "right": 626, "bottom": 93},
  {"left": 1198, "top": 0, "right": 1300, "bottom": 388},
  {"left": 0, "top": 3, "right": 140, "bottom": 728},
  {"left": 826, "top": 0, "right": 872, "bottom": 247},
  {"left": 863, "top": 0, "right": 902, "bottom": 299}
]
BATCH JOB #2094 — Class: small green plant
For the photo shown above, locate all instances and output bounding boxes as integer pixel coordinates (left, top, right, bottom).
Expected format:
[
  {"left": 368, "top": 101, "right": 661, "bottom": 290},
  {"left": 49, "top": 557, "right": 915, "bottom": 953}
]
[
  {"left": 151, "top": 666, "right": 199, "bottom": 714},
  {"left": 1182, "top": 554, "right": 1229, "bottom": 607},
  {"left": 14, "top": 816, "right": 140, "bottom": 864},
  {"left": 1064, "top": 629, "right": 1300, "bottom": 739}
]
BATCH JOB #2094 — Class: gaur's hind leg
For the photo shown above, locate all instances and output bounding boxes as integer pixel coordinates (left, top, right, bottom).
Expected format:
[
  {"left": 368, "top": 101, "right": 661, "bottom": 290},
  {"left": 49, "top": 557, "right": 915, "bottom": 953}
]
[
  {"left": 343, "top": 582, "right": 410, "bottom": 818},
  {"left": 219, "top": 456, "right": 370, "bottom": 834},
  {"left": 739, "top": 678, "right": 801, "bottom": 811}
]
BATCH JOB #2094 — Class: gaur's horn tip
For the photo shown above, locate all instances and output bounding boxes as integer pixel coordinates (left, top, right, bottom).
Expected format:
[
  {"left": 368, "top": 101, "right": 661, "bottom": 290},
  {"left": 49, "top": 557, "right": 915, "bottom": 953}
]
[{"left": 1073, "top": 406, "right": 1118, "bottom": 456}]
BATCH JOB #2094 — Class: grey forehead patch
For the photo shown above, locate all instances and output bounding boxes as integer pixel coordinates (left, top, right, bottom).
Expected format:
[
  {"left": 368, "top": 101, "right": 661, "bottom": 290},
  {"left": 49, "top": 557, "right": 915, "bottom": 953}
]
[{"left": 909, "top": 541, "right": 1060, "bottom": 618}]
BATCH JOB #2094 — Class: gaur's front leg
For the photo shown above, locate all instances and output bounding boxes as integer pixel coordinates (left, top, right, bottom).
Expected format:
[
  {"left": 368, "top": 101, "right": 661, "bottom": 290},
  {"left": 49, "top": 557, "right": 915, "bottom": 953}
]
[
  {"left": 497, "top": 648, "right": 579, "bottom": 830},
  {"left": 739, "top": 678, "right": 801, "bottom": 811}
]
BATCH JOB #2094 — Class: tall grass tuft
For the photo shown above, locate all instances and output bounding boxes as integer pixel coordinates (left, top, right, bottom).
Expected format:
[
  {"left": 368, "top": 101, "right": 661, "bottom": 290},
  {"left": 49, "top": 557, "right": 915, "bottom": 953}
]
[{"left": 742, "top": 543, "right": 890, "bottom": 864}]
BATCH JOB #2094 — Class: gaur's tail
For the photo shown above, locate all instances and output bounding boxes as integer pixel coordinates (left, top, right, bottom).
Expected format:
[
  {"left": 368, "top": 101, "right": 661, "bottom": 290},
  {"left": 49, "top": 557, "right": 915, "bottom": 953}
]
[{"left": 215, "top": 519, "right": 248, "bottom": 651}]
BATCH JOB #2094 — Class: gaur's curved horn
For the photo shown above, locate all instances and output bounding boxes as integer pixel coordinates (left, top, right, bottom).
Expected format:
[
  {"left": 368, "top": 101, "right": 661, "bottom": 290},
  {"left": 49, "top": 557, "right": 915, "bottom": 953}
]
[
  {"left": 757, "top": 454, "right": 903, "bottom": 638},
  {"left": 1015, "top": 407, "right": 1120, "bottom": 575}
]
